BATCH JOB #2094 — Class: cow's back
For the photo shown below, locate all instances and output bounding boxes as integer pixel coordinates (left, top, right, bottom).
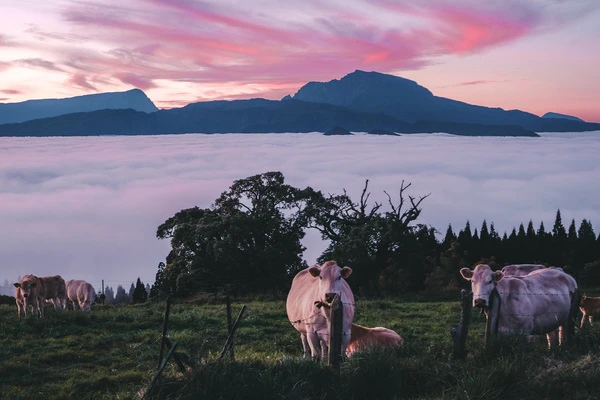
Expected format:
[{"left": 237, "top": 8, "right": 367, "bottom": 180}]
[{"left": 286, "top": 269, "right": 322, "bottom": 333}]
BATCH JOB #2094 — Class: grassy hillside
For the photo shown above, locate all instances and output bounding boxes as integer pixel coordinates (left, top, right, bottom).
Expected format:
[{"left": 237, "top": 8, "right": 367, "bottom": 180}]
[{"left": 1, "top": 295, "right": 600, "bottom": 399}]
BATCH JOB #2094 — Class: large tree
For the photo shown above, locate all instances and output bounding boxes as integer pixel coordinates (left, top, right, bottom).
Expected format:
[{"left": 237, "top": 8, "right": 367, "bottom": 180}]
[{"left": 156, "top": 171, "right": 317, "bottom": 295}]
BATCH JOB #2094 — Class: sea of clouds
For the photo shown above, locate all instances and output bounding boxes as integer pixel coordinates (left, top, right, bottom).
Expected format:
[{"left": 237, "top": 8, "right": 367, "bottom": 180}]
[{"left": 1, "top": 131, "right": 599, "bottom": 291}]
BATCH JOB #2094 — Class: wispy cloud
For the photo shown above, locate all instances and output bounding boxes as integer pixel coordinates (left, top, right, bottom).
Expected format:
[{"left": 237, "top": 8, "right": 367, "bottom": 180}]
[
  {"left": 1, "top": 132, "right": 599, "bottom": 287},
  {"left": 0, "top": 89, "right": 22, "bottom": 95},
  {"left": 17, "top": 58, "right": 65, "bottom": 72}
]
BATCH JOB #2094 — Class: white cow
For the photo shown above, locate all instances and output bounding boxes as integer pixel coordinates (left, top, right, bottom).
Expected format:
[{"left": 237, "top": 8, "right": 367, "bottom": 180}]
[
  {"left": 460, "top": 264, "right": 577, "bottom": 348},
  {"left": 66, "top": 280, "right": 96, "bottom": 311},
  {"left": 286, "top": 261, "right": 355, "bottom": 360}
]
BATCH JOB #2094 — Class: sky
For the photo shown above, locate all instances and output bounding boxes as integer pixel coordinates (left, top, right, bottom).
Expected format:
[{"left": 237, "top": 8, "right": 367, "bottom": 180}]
[
  {"left": 0, "top": 0, "right": 599, "bottom": 122},
  {"left": 1, "top": 131, "right": 599, "bottom": 292}
]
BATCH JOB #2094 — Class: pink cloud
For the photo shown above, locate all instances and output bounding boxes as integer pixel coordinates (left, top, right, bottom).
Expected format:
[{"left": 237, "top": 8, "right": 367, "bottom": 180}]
[
  {"left": 1, "top": 89, "right": 22, "bottom": 95},
  {"left": 113, "top": 72, "right": 156, "bottom": 90},
  {"left": 66, "top": 74, "right": 98, "bottom": 91}
]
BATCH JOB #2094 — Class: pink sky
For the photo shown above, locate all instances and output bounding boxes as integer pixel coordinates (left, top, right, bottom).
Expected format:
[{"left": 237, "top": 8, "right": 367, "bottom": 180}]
[{"left": 1, "top": 0, "right": 599, "bottom": 122}]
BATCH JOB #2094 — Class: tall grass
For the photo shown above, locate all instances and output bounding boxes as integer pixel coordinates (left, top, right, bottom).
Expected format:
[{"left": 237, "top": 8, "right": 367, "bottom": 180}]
[{"left": 2, "top": 296, "right": 600, "bottom": 400}]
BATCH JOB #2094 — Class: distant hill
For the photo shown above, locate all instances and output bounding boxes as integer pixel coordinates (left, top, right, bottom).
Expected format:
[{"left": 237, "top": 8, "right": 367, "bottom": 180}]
[
  {"left": 1, "top": 71, "right": 599, "bottom": 137},
  {"left": 542, "top": 112, "right": 584, "bottom": 122},
  {"left": 0, "top": 89, "right": 158, "bottom": 124},
  {"left": 292, "top": 70, "right": 599, "bottom": 132}
]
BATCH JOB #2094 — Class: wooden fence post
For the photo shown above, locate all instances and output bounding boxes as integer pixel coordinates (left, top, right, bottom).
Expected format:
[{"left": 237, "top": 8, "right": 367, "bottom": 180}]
[
  {"left": 450, "top": 289, "right": 472, "bottom": 359},
  {"left": 226, "top": 296, "right": 235, "bottom": 360},
  {"left": 328, "top": 293, "right": 343, "bottom": 369},
  {"left": 218, "top": 305, "right": 247, "bottom": 359},
  {"left": 157, "top": 295, "right": 172, "bottom": 372},
  {"left": 484, "top": 288, "right": 501, "bottom": 347},
  {"left": 567, "top": 288, "right": 580, "bottom": 341}
]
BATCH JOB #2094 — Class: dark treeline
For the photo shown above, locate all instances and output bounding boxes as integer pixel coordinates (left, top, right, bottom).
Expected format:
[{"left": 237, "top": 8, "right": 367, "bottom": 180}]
[{"left": 150, "top": 171, "right": 600, "bottom": 299}]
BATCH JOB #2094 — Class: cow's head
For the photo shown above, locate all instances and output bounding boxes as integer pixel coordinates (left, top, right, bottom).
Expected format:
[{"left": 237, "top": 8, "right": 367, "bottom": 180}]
[
  {"left": 13, "top": 277, "right": 36, "bottom": 299},
  {"left": 309, "top": 261, "right": 352, "bottom": 308},
  {"left": 460, "top": 264, "right": 503, "bottom": 308}
]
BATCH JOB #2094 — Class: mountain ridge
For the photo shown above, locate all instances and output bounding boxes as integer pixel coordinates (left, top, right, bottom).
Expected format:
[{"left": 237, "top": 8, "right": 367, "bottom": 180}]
[
  {"left": 1, "top": 70, "right": 598, "bottom": 137},
  {"left": 0, "top": 89, "right": 158, "bottom": 124}
]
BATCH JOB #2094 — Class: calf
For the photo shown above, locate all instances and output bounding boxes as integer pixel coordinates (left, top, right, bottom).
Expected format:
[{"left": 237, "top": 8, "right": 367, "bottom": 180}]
[
  {"left": 579, "top": 295, "right": 600, "bottom": 328},
  {"left": 345, "top": 323, "right": 404, "bottom": 357},
  {"left": 66, "top": 280, "right": 96, "bottom": 311},
  {"left": 13, "top": 274, "right": 45, "bottom": 318}
]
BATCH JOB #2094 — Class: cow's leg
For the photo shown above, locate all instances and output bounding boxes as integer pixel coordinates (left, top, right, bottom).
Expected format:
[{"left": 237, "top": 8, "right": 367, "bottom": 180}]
[
  {"left": 581, "top": 312, "right": 587, "bottom": 328},
  {"left": 342, "top": 329, "right": 351, "bottom": 358},
  {"left": 590, "top": 316, "right": 594, "bottom": 326},
  {"left": 307, "top": 331, "right": 321, "bottom": 360},
  {"left": 320, "top": 339, "right": 328, "bottom": 361},
  {"left": 300, "top": 333, "right": 310, "bottom": 358}
]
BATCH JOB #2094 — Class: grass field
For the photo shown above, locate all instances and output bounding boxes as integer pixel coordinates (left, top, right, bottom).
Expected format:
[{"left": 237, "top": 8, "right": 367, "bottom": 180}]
[{"left": 2, "top": 293, "right": 600, "bottom": 400}]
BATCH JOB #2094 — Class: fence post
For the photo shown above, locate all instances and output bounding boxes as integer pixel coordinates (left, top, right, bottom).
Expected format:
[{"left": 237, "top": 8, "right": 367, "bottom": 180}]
[
  {"left": 567, "top": 288, "right": 580, "bottom": 341},
  {"left": 226, "top": 296, "right": 235, "bottom": 360},
  {"left": 219, "top": 305, "right": 247, "bottom": 359},
  {"left": 328, "top": 293, "right": 343, "bottom": 369},
  {"left": 484, "top": 288, "right": 501, "bottom": 347},
  {"left": 157, "top": 295, "right": 172, "bottom": 372},
  {"left": 450, "top": 289, "right": 472, "bottom": 359}
]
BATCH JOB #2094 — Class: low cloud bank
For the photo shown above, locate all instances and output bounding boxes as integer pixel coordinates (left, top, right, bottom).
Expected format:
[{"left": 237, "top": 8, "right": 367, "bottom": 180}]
[{"left": 1, "top": 131, "right": 598, "bottom": 288}]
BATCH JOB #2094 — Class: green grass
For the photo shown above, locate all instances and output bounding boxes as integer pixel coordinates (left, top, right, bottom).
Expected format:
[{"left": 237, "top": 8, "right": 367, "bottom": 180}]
[{"left": 1, "top": 297, "right": 600, "bottom": 400}]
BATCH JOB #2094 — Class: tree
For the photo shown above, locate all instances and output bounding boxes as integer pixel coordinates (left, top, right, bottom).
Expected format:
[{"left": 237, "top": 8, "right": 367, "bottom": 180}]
[
  {"left": 132, "top": 278, "right": 148, "bottom": 304},
  {"left": 310, "top": 179, "right": 430, "bottom": 294},
  {"left": 156, "top": 171, "right": 316, "bottom": 295},
  {"left": 104, "top": 286, "right": 115, "bottom": 303},
  {"left": 114, "top": 285, "right": 129, "bottom": 304}
]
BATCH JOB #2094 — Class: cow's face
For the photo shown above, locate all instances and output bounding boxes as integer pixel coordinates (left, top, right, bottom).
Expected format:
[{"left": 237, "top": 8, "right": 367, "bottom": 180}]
[
  {"left": 309, "top": 261, "right": 352, "bottom": 307},
  {"left": 13, "top": 279, "right": 36, "bottom": 300},
  {"left": 460, "top": 264, "right": 503, "bottom": 308}
]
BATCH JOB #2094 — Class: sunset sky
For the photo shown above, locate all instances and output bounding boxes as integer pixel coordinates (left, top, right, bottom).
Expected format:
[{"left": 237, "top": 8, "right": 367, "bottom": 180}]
[{"left": 1, "top": 0, "right": 599, "bottom": 122}]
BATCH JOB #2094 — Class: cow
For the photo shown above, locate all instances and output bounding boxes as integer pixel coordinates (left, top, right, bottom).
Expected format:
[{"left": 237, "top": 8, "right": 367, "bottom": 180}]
[
  {"left": 39, "top": 275, "right": 67, "bottom": 311},
  {"left": 66, "top": 280, "right": 96, "bottom": 311},
  {"left": 501, "top": 264, "right": 547, "bottom": 277},
  {"left": 460, "top": 264, "right": 577, "bottom": 348},
  {"left": 345, "top": 323, "right": 404, "bottom": 357},
  {"left": 13, "top": 274, "right": 45, "bottom": 318},
  {"left": 579, "top": 295, "right": 600, "bottom": 328},
  {"left": 286, "top": 261, "right": 355, "bottom": 361}
]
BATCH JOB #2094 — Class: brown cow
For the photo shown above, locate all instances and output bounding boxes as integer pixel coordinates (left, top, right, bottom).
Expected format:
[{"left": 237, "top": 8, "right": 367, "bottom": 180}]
[
  {"left": 345, "top": 323, "right": 404, "bottom": 357},
  {"left": 13, "top": 274, "right": 45, "bottom": 318},
  {"left": 579, "top": 295, "right": 600, "bottom": 328},
  {"left": 39, "top": 275, "right": 67, "bottom": 311}
]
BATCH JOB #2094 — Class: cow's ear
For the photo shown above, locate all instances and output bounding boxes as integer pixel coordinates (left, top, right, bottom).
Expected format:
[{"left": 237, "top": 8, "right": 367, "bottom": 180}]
[
  {"left": 309, "top": 266, "right": 321, "bottom": 278},
  {"left": 459, "top": 268, "right": 473, "bottom": 280},
  {"left": 13, "top": 283, "right": 20, "bottom": 288},
  {"left": 341, "top": 267, "right": 352, "bottom": 279},
  {"left": 493, "top": 271, "right": 504, "bottom": 282}
]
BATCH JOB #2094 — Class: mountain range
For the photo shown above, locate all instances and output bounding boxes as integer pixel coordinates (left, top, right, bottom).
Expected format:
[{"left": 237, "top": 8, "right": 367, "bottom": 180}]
[{"left": 1, "top": 70, "right": 598, "bottom": 137}]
